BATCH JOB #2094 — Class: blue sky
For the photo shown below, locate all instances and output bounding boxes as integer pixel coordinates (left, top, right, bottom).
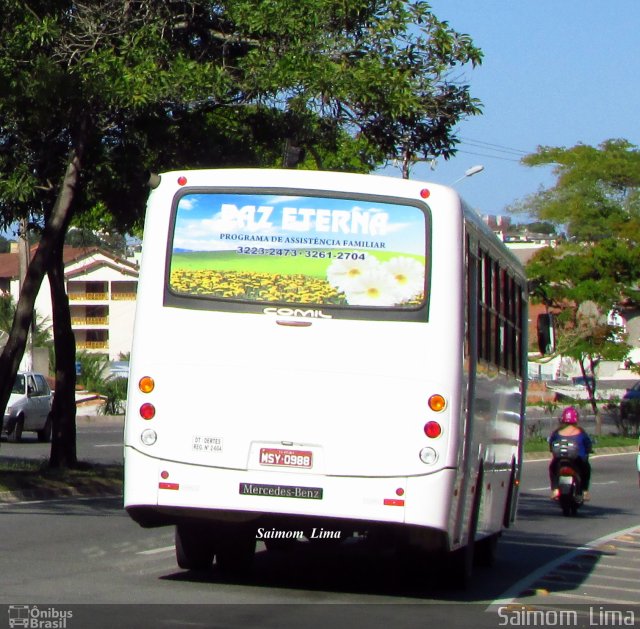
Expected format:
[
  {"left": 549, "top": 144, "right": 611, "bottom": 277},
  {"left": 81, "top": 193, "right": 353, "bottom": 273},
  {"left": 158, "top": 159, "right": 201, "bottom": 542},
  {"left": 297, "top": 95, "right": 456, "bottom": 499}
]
[
  {"left": 381, "top": 2, "right": 640, "bottom": 220},
  {"left": 174, "top": 193, "right": 425, "bottom": 256}
]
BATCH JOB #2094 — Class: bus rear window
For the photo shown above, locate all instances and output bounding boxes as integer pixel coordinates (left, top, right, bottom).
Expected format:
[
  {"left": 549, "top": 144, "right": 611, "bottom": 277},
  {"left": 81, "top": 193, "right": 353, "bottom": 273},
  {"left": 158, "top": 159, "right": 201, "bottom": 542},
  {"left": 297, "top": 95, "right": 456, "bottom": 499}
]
[{"left": 168, "top": 191, "right": 428, "bottom": 310}]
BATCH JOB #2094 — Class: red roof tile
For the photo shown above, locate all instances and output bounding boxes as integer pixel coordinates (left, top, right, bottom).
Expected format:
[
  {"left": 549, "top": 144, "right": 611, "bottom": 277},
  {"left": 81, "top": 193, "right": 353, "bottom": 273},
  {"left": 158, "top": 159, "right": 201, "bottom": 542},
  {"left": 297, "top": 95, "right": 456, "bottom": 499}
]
[{"left": 0, "top": 245, "right": 136, "bottom": 279}]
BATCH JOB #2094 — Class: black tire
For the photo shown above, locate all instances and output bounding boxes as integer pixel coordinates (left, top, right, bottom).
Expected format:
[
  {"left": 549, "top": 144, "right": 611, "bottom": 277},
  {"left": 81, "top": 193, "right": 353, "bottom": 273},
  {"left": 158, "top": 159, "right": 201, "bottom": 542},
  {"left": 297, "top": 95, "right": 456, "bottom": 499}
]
[
  {"left": 9, "top": 415, "right": 24, "bottom": 443},
  {"left": 175, "top": 523, "right": 216, "bottom": 570},
  {"left": 475, "top": 533, "right": 499, "bottom": 568},
  {"left": 216, "top": 528, "right": 257, "bottom": 578},
  {"left": 37, "top": 416, "right": 52, "bottom": 443},
  {"left": 560, "top": 495, "right": 572, "bottom": 517}
]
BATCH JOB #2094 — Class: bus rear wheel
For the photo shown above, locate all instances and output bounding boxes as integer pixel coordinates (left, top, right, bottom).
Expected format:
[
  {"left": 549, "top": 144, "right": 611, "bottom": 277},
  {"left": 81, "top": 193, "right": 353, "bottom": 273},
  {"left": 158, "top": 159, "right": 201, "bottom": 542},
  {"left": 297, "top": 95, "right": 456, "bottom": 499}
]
[
  {"left": 474, "top": 533, "right": 499, "bottom": 567},
  {"left": 175, "top": 523, "right": 216, "bottom": 570},
  {"left": 215, "top": 527, "right": 256, "bottom": 578}
]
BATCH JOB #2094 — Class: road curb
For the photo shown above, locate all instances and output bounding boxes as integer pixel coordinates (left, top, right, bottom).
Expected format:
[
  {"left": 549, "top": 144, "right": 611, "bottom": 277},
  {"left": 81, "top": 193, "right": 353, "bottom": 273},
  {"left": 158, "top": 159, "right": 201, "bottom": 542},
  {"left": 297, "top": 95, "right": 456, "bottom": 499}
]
[
  {"left": 76, "top": 414, "right": 124, "bottom": 426},
  {"left": 0, "top": 486, "right": 122, "bottom": 504}
]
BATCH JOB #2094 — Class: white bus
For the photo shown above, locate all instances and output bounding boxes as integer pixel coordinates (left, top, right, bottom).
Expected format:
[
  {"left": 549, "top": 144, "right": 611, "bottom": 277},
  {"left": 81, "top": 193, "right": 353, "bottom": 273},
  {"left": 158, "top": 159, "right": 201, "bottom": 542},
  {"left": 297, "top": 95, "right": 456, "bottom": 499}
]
[{"left": 124, "top": 169, "right": 528, "bottom": 585}]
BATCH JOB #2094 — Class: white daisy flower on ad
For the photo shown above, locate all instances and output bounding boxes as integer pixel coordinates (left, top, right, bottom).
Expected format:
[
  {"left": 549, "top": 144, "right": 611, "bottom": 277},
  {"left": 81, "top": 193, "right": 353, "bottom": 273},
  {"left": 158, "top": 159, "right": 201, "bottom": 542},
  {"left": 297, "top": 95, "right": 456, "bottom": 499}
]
[
  {"left": 342, "top": 267, "right": 402, "bottom": 306},
  {"left": 383, "top": 256, "right": 424, "bottom": 302},
  {"left": 326, "top": 255, "right": 380, "bottom": 292}
]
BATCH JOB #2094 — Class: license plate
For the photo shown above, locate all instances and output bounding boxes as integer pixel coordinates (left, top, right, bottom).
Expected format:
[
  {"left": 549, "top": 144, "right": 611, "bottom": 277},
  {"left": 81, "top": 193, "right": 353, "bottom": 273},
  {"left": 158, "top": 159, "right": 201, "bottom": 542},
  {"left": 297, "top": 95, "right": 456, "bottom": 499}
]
[{"left": 259, "top": 448, "right": 313, "bottom": 468}]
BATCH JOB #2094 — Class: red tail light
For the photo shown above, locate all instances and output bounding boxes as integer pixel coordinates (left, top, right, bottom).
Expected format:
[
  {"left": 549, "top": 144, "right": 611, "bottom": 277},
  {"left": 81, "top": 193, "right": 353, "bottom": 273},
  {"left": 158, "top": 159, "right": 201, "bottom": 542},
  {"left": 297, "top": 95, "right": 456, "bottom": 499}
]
[
  {"left": 424, "top": 421, "right": 442, "bottom": 438},
  {"left": 140, "top": 403, "right": 156, "bottom": 420}
]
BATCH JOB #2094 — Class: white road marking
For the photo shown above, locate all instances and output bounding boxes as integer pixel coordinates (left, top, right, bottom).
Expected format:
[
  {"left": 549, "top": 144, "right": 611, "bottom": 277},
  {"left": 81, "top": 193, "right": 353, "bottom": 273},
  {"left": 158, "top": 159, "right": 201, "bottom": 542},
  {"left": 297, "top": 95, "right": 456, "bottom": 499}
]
[{"left": 137, "top": 545, "right": 175, "bottom": 556}]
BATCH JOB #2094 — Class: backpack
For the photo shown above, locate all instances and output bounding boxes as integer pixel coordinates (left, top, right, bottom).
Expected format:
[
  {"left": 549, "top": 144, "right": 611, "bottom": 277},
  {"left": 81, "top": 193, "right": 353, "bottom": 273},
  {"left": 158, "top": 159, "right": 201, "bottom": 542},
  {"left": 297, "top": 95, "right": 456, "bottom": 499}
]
[{"left": 550, "top": 437, "right": 580, "bottom": 459}]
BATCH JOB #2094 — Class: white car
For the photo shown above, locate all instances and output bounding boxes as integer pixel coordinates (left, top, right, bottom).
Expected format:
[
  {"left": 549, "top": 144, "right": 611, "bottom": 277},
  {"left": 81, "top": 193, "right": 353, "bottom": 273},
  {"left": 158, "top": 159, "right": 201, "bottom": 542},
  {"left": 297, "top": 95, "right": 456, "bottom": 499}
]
[{"left": 2, "top": 372, "right": 53, "bottom": 443}]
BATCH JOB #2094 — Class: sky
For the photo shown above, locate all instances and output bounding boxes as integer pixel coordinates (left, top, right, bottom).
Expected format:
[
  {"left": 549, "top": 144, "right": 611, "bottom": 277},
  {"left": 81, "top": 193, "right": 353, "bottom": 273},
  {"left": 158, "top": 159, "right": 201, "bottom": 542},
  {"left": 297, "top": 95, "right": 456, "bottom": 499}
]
[
  {"left": 380, "top": 1, "right": 640, "bottom": 220},
  {"left": 174, "top": 193, "right": 425, "bottom": 255}
]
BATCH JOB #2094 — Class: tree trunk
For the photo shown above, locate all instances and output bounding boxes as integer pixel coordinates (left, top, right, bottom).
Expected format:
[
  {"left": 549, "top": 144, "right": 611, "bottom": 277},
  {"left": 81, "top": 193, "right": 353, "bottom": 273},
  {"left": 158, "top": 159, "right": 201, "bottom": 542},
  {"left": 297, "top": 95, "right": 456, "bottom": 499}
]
[
  {"left": 579, "top": 356, "right": 601, "bottom": 436},
  {"left": 48, "top": 231, "right": 78, "bottom": 468},
  {"left": 0, "top": 151, "right": 82, "bottom": 444}
]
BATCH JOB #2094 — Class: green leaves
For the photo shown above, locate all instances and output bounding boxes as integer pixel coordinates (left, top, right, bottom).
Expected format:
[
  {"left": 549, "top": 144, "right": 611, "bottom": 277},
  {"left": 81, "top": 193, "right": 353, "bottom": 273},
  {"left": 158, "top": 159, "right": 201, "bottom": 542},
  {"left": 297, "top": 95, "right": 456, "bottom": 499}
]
[
  {"left": 0, "top": 0, "right": 484, "bottom": 232},
  {"left": 523, "top": 140, "right": 640, "bottom": 310},
  {"left": 520, "top": 140, "right": 640, "bottom": 241}
]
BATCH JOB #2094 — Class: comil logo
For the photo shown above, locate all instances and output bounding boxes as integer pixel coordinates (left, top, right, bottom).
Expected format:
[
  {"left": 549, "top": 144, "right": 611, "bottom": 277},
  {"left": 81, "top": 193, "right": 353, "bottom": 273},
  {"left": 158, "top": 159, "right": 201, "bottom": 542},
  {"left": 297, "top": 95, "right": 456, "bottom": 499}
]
[
  {"left": 263, "top": 307, "right": 332, "bottom": 319},
  {"left": 8, "top": 605, "right": 73, "bottom": 629}
]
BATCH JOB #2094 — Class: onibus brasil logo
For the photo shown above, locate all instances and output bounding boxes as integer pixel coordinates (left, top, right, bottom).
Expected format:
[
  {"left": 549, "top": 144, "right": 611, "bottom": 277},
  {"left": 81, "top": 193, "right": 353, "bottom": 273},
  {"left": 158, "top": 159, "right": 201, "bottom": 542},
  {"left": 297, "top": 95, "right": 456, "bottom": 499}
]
[{"left": 8, "top": 605, "right": 73, "bottom": 628}]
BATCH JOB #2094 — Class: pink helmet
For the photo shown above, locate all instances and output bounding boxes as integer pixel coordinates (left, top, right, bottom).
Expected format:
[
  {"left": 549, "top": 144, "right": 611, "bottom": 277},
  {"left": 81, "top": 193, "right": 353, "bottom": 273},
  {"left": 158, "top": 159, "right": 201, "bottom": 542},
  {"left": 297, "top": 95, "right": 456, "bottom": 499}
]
[{"left": 561, "top": 406, "right": 580, "bottom": 424}]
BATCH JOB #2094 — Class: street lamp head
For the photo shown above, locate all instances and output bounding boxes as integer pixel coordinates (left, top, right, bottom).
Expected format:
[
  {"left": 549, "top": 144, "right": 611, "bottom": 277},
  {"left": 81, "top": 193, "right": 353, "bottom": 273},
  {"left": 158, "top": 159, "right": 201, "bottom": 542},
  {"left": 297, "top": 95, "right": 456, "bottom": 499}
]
[
  {"left": 452, "top": 164, "right": 485, "bottom": 185},
  {"left": 464, "top": 165, "right": 484, "bottom": 177}
]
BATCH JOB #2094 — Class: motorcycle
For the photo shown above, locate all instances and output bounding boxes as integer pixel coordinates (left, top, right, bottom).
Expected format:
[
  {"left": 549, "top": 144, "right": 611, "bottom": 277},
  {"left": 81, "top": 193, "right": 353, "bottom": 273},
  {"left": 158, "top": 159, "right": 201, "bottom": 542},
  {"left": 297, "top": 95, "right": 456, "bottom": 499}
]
[{"left": 551, "top": 438, "right": 584, "bottom": 517}]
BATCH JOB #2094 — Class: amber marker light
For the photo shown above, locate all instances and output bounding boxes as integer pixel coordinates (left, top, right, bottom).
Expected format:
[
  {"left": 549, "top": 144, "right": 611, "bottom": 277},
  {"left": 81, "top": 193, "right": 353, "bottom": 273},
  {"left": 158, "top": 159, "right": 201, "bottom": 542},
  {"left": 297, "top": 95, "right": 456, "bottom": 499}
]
[
  {"left": 428, "top": 394, "right": 446, "bottom": 412},
  {"left": 139, "top": 376, "right": 155, "bottom": 394}
]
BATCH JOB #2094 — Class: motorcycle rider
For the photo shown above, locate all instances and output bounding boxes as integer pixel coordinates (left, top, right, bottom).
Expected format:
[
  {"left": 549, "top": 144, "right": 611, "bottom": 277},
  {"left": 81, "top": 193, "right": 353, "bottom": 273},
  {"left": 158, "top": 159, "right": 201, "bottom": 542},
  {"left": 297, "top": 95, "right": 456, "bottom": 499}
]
[{"left": 548, "top": 406, "right": 593, "bottom": 501}]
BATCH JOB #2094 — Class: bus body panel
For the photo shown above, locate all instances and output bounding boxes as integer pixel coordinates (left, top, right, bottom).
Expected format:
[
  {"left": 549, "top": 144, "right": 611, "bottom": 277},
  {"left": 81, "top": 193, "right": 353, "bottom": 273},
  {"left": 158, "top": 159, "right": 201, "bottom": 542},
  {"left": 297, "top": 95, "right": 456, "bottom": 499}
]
[{"left": 125, "top": 311, "right": 461, "bottom": 478}]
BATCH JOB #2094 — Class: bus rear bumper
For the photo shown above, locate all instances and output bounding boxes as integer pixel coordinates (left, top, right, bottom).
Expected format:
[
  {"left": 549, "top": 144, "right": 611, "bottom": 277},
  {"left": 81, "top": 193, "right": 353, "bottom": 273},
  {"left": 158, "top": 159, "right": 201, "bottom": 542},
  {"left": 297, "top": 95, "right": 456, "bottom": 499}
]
[{"left": 124, "top": 446, "right": 456, "bottom": 535}]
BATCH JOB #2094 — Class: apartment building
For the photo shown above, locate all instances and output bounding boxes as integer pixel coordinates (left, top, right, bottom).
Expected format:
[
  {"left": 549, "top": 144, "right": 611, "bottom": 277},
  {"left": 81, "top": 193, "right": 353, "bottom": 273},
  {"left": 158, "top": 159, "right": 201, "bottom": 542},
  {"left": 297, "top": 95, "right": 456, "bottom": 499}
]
[{"left": 0, "top": 244, "right": 138, "bottom": 360}]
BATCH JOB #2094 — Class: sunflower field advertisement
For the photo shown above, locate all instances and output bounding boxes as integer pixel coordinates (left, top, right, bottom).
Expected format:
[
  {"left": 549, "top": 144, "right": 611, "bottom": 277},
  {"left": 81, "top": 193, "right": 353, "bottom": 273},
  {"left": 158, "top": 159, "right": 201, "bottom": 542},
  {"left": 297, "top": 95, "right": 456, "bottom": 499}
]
[{"left": 169, "top": 192, "right": 427, "bottom": 308}]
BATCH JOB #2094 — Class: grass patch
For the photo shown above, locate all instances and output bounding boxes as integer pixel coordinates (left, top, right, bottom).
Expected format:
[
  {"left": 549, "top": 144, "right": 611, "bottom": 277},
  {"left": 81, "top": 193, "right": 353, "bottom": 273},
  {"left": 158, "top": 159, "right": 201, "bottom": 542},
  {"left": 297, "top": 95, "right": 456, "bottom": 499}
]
[
  {"left": 171, "top": 249, "right": 422, "bottom": 278},
  {"left": 0, "top": 458, "right": 123, "bottom": 496},
  {"left": 525, "top": 434, "right": 638, "bottom": 453}
]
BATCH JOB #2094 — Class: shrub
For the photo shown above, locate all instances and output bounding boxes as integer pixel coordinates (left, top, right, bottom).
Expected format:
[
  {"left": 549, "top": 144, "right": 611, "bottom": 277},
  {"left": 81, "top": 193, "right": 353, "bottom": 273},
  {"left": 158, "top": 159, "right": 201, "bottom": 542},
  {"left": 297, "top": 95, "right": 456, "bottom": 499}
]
[
  {"left": 99, "top": 377, "right": 128, "bottom": 415},
  {"left": 76, "top": 351, "right": 109, "bottom": 392}
]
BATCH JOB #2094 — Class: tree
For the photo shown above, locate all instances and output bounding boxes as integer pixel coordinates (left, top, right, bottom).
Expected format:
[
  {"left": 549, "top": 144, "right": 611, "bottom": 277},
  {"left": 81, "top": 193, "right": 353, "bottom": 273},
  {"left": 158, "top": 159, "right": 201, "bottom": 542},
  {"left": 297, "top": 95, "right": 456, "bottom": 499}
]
[
  {"left": 65, "top": 227, "right": 126, "bottom": 254},
  {"left": 0, "top": 295, "right": 52, "bottom": 348},
  {"left": 0, "top": 0, "right": 483, "bottom": 467},
  {"left": 515, "top": 140, "right": 640, "bottom": 433}
]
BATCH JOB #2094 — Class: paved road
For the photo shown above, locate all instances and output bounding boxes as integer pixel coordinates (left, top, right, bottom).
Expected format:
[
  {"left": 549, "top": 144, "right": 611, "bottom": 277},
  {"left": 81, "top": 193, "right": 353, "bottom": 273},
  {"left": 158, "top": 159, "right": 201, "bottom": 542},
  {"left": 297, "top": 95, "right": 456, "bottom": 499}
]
[{"left": 0, "top": 416, "right": 124, "bottom": 465}]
